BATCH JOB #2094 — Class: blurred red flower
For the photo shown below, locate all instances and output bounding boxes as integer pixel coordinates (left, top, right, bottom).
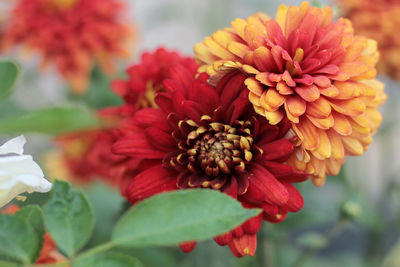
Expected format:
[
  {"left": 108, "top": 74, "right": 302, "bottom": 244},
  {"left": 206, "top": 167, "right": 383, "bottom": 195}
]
[
  {"left": 113, "top": 67, "right": 308, "bottom": 257},
  {"left": 3, "top": 0, "right": 134, "bottom": 93}
]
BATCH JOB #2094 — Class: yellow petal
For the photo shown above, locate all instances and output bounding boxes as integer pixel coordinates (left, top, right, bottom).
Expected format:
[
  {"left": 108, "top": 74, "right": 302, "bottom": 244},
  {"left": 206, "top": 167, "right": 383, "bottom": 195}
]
[
  {"left": 285, "top": 96, "right": 306, "bottom": 117},
  {"left": 203, "top": 36, "right": 237, "bottom": 59},
  {"left": 312, "top": 129, "right": 331, "bottom": 159},
  {"left": 332, "top": 112, "right": 352, "bottom": 136},
  {"left": 260, "top": 89, "right": 285, "bottom": 111},
  {"left": 330, "top": 98, "right": 366, "bottom": 116},
  {"left": 294, "top": 117, "right": 320, "bottom": 150},
  {"left": 306, "top": 97, "right": 331, "bottom": 118},
  {"left": 245, "top": 77, "right": 264, "bottom": 96},
  {"left": 231, "top": 18, "right": 247, "bottom": 39},
  {"left": 307, "top": 114, "right": 334, "bottom": 129},
  {"left": 342, "top": 136, "right": 364, "bottom": 155},
  {"left": 264, "top": 110, "right": 284, "bottom": 125},
  {"left": 327, "top": 129, "right": 344, "bottom": 159},
  {"left": 228, "top": 41, "right": 250, "bottom": 58}
]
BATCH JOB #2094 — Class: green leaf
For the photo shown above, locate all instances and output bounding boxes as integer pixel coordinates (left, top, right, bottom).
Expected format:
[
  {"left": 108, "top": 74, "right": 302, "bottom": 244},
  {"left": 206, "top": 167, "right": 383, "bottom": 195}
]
[
  {"left": 74, "top": 252, "right": 143, "bottom": 267},
  {"left": 0, "top": 213, "right": 40, "bottom": 264},
  {"left": 0, "top": 260, "right": 19, "bottom": 267},
  {"left": 112, "top": 189, "right": 261, "bottom": 247},
  {"left": 84, "top": 182, "right": 125, "bottom": 247},
  {"left": 15, "top": 205, "right": 45, "bottom": 262},
  {"left": 43, "top": 180, "right": 95, "bottom": 257},
  {"left": 0, "top": 61, "right": 19, "bottom": 102},
  {"left": 0, "top": 106, "right": 101, "bottom": 135}
]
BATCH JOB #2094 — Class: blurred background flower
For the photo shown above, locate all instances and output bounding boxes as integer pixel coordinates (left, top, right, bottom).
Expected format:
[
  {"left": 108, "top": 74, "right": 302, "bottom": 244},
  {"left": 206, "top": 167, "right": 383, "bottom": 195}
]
[
  {"left": 2, "top": 0, "right": 135, "bottom": 93},
  {"left": 338, "top": 0, "right": 400, "bottom": 81}
]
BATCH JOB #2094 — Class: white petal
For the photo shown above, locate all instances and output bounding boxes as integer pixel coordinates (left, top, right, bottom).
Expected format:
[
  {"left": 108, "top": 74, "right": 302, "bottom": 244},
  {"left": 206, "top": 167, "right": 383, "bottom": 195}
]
[
  {"left": 0, "top": 135, "right": 26, "bottom": 155},
  {"left": 0, "top": 136, "right": 52, "bottom": 208}
]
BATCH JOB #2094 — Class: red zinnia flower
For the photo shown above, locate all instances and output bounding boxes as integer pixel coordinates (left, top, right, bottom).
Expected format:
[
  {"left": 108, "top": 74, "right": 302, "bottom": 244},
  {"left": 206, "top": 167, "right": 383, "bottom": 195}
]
[
  {"left": 113, "top": 65, "right": 308, "bottom": 257},
  {"left": 3, "top": 0, "right": 134, "bottom": 93},
  {"left": 111, "top": 47, "right": 198, "bottom": 109}
]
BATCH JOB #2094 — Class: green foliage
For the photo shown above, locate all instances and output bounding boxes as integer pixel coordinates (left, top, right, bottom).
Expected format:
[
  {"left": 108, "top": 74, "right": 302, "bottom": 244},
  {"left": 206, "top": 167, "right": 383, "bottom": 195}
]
[
  {"left": 43, "top": 180, "right": 95, "bottom": 257},
  {"left": 112, "top": 189, "right": 261, "bottom": 248},
  {"left": 15, "top": 206, "right": 45, "bottom": 261},
  {"left": 76, "top": 65, "right": 123, "bottom": 109},
  {"left": 0, "top": 260, "right": 19, "bottom": 267},
  {"left": 0, "top": 61, "right": 19, "bottom": 103},
  {"left": 74, "top": 252, "right": 143, "bottom": 267},
  {"left": 0, "top": 213, "right": 40, "bottom": 264},
  {"left": 84, "top": 183, "right": 125, "bottom": 246},
  {"left": 0, "top": 106, "right": 101, "bottom": 135}
]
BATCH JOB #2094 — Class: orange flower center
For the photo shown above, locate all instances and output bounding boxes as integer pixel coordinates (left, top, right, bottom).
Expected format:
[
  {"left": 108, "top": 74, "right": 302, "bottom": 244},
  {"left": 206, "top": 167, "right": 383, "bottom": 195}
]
[
  {"left": 139, "top": 81, "right": 158, "bottom": 108},
  {"left": 40, "top": 0, "right": 79, "bottom": 11},
  {"left": 169, "top": 115, "right": 256, "bottom": 187}
]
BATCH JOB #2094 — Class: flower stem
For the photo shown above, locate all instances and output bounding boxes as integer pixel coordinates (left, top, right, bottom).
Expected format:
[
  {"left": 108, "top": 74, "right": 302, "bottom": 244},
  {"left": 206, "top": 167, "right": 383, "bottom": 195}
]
[
  {"left": 75, "top": 241, "right": 116, "bottom": 259},
  {"left": 293, "top": 219, "right": 350, "bottom": 267}
]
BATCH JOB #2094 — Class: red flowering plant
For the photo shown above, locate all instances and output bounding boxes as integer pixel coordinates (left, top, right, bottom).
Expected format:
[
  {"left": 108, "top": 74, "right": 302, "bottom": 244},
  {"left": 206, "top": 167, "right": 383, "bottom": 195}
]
[
  {"left": 112, "top": 62, "right": 308, "bottom": 256},
  {"left": 49, "top": 48, "right": 199, "bottom": 197},
  {"left": 2, "top": 0, "right": 134, "bottom": 93}
]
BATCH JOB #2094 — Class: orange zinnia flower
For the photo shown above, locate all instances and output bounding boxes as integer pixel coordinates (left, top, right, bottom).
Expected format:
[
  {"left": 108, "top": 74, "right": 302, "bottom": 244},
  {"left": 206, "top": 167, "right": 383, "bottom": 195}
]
[
  {"left": 3, "top": 0, "right": 134, "bottom": 93},
  {"left": 338, "top": 0, "right": 400, "bottom": 80},
  {"left": 194, "top": 1, "right": 386, "bottom": 186}
]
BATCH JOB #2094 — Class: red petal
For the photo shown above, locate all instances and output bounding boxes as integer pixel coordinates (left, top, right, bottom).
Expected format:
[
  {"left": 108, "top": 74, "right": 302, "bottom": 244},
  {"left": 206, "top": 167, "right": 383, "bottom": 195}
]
[
  {"left": 155, "top": 92, "right": 174, "bottom": 114},
  {"left": 261, "top": 139, "right": 294, "bottom": 161},
  {"left": 169, "top": 63, "right": 195, "bottom": 89},
  {"left": 145, "top": 127, "right": 176, "bottom": 151},
  {"left": 242, "top": 214, "right": 263, "bottom": 235},
  {"left": 126, "top": 165, "right": 177, "bottom": 203},
  {"left": 222, "top": 177, "right": 238, "bottom": 198},
  {"left": 282, "top": 183, "right": 304, "bottom": 212},
  {"left": 112, "top": 133, "right": 166, "bottom": 159},
  {"left": 214, "top": 232, "right": 233, "bottom": 246},
  {"left": 262, "top": 206, "right": 288, "bottom": 223},
  {"left": 228, "top": 234, "right": 257, "bottom": 257},
  {"left": 219, "top": 72, "right": 247, "bottom": 108},
  {"left": 179, "top": 241, "right": 197, "bottom": 253},
  {"left": 232, "top": 225, "right": 244, "bottom": 238},
  {"left": 246, "top": 163, "right": 289, "bottom": 206}
]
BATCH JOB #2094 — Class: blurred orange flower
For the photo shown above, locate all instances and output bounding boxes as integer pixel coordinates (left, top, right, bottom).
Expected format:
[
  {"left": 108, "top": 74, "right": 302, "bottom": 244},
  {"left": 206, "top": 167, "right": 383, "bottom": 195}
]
[
  {"left": 3, "top": 0, "right": 134, "bottom": 93},
  {"left": 338, "top": 0, "right": 400, "bottom": 80},
  {"left": 194, "top": 2, "right": 386, "bottom": 186}
]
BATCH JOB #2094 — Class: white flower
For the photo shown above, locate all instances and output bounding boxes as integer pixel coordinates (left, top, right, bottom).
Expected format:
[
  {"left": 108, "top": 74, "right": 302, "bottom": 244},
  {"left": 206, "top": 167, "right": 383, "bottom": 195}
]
[{"left": 0, "top": 135, "right": 52, "bottom": 207}]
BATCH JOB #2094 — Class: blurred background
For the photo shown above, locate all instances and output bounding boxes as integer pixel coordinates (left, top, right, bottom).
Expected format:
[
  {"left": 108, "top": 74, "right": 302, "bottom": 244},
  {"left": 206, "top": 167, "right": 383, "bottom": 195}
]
[{"left": 1, "top": 0, "right": 399, "bottom": 266}]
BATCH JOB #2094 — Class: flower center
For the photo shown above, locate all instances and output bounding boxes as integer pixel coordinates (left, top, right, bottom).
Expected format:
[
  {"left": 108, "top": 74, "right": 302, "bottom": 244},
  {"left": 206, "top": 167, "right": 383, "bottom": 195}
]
[
  {"left": 170, "top": 115, "right": 256, "bottom": 178},
  {"left": 40, "top": 0, "right": 79, "bottom": 11}
]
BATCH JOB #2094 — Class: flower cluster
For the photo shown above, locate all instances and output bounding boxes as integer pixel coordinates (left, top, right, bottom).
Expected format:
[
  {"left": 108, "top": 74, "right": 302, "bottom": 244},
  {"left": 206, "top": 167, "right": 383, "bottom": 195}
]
[
  {"left": 194, "top": 1, "right": 386, "bottom": 186},
  {"left": 3, "top": 0, "right": 134, "bottom": 93},
  {"left": 338, "top": 0, "right": 400, "bottom": 80},
  {"left": 48, "top": 1, "right": 386, "bottom": 258}
]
